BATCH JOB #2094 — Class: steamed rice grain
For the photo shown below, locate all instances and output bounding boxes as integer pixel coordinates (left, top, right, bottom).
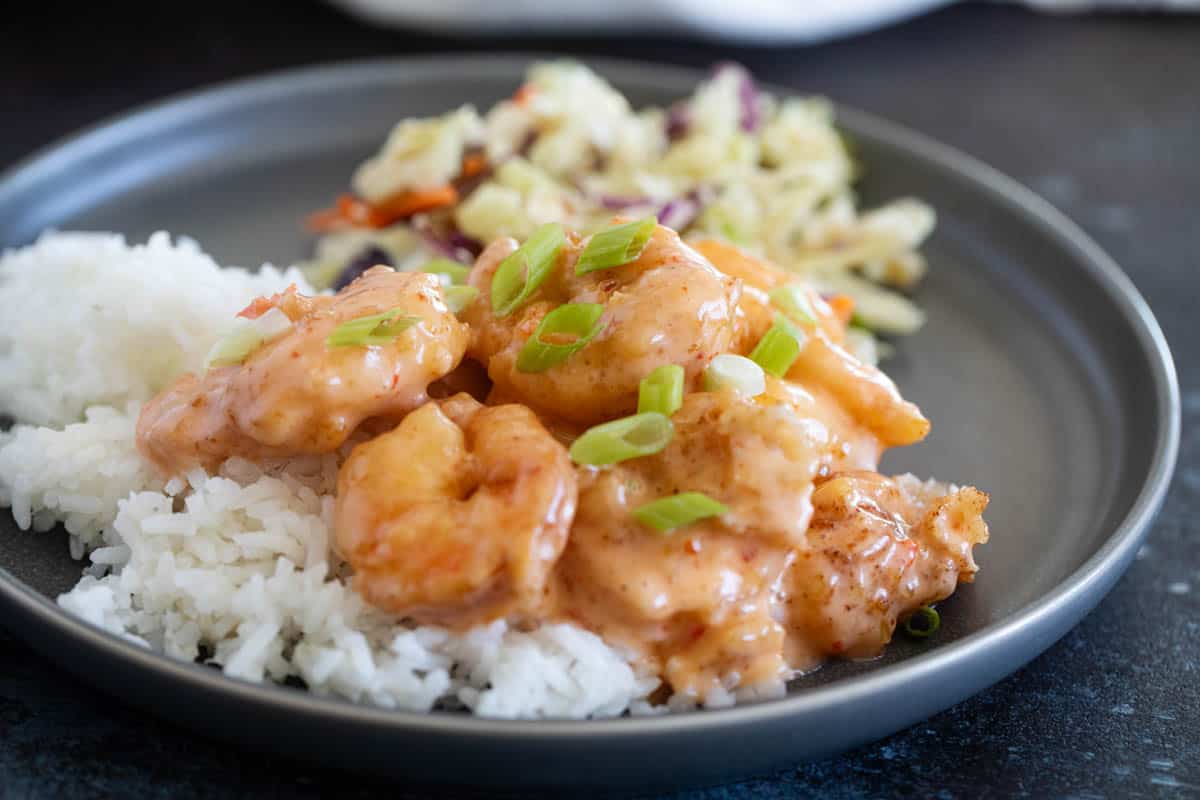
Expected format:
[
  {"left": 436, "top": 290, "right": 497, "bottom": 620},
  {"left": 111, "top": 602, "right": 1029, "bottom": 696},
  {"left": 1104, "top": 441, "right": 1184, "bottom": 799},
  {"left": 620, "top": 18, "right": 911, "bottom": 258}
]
[{"left": 0, "top": 231, "right": 310, "bottom": 427}]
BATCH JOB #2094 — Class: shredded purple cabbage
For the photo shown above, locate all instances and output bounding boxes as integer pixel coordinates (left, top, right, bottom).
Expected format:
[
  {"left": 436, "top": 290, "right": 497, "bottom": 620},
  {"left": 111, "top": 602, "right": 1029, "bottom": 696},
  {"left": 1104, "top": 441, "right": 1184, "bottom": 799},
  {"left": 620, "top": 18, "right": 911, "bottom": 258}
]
[
  {"left": 657, "top": 186, "right": 715, "bottom": 233},
  {"left": 335, "top": 245, "right": 392, "bottom": 290},
  {"left": 666, "top": 63, "right": 762, "bottom": 143},
  {"left": 657, "top": 197, "right": 698, "bottom": 232},
  {"left": 712, "top": 62, "right": 763, "bottom": 133}
]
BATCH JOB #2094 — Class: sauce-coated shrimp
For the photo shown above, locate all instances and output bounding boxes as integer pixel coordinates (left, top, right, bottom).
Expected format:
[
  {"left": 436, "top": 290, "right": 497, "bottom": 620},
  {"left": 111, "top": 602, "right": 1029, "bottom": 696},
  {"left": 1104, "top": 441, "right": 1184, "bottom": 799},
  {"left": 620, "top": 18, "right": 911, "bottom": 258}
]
[
  {"left": 785, "top": 471, "right": 989, "bottom": 665},
  {"left": 463, "top": 224, "right": 740, "bottom": 425},
  {"left": 691, "top": 238, "right": 846, "bottom": 352},
  {"left": 694, "top": 238, "right": 929, "bottom": 448},
  {"left": 335, "top": 394, "right": 577, "bottom": 626},
  {"left": 554, "top": 386, "right": 845, "bottom": 699},
  {"left": 137, "top": 267, "right": 468, "bottom": 476}
]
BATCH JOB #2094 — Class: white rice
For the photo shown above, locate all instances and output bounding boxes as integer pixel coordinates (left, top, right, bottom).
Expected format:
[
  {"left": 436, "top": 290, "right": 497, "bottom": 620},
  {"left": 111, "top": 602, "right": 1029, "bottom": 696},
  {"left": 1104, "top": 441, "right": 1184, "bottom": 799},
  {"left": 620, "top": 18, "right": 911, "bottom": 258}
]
[
  {"left": 0, "top": 232, "right": 661, "bottom": 718},
  {"left": 0, "top": 404, "right": 156, "bottom": 557},
  {"left": 0, "top": 231, "right": 310, "bottom": 427}
]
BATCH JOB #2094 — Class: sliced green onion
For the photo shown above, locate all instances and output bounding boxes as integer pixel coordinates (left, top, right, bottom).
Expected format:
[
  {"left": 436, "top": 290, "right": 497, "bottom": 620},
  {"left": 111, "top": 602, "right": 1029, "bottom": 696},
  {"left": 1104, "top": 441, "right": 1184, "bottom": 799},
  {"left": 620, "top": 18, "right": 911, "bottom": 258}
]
[
  {"left": 491, "top": 222, "right": 565, "bottom": 317},
  {"left": 768, "top": 284, "right": 817, "bottom": 327},
  {"left": 637, "top": 364, "right": 684, "bottom": 416},
  {"left": 422, "top": 257, "right": 471, "bottom": 286},
  {"left": 326, "top": 308, "right": 419, "bottom": 349},
  {"left": 576, "top": 216, "right": 657, "bottom": 275},
  {"left": 569, "top": 412, "right": 673, "bottom": 466},
  {"left": 633, "top": 492, "right": 728, "bottom": 532},
  {"left": 748, "top": 314, "right": 806, "bottom": 377},
  {"left": 704, "top": 354, "right": 765, "bottom": 396},
  {"left": 205, "top": 308, "right": 292, "bottom": 368},
  {"left": 902, "top": 606, "right": 941, "bottom": 638},
  {"left": 516, "top": 303, "right": 606, "bottom": 373},
  {"left": 442, "top": 285, "right": 479, "bottom": 314}
]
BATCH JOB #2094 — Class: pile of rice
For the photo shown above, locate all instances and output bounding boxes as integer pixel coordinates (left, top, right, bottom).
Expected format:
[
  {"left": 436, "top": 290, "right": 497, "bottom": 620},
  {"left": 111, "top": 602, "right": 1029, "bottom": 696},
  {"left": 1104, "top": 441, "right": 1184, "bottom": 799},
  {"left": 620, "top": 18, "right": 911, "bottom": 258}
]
[{"left": 0, "top": 232, "right": 661, "bottom": 718}]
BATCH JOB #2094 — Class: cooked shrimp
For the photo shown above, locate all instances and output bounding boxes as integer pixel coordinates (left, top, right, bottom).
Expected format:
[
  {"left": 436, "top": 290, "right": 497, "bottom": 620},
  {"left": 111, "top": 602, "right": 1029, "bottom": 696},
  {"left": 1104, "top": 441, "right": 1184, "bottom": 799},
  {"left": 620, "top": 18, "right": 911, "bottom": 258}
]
[
  {"left": 334, "top": 394, "right": 577, "bottom": 626},
  {"left": 786, "top": 330, "right": 929, "bottom": 448},
  {"left": 785, "top": 471, "right": 989, "bottom": 665},
  {"left": 691, "top": 238, "right": 846, "bottom": 352},
  {"left": 554, "top": 386, "right": 853, "bottom": 699},
  {"left": 463, "top": 223, "right": 740, "bottom": 425},
  {"left": 692, "top": 238, "right": 929, "bottom": 448},
  {"left": 137, "top": 267, "right": 469, "bottom": 476}
]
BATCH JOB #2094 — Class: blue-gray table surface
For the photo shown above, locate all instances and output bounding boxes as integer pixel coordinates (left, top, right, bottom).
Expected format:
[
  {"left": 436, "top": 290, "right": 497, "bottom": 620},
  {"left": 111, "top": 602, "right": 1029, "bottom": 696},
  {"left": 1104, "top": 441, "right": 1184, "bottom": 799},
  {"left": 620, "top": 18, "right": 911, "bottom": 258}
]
[{"left": 1, "top": 2, "right": 1196, "bottom": 797}]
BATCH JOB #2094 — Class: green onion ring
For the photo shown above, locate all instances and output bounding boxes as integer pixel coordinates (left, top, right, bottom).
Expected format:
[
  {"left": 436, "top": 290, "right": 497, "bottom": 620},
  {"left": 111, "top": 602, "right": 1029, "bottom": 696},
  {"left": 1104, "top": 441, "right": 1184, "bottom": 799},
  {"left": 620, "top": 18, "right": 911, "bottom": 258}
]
[
  {"left": 703, "top": 354, "right": 765, "bottom": 396},
  {"left": 516, "top": 303, "right": 606, "bottom": 373},
  {"left": 902, "top": 606, "right": 941, "bottom": 638},
  {"left": 568, "top": 412, "right": 674, "bottom": 466},
  {"left": 633, "top": 492, "right": 729, "bottom": 532},
  {"left": 637, "top": 364, "right": 685, "bottom": 416},
  {"left": 326, "top": 308, "right": 419, "bottom": 349},
  {"left": 576, "top": 216, "right": 658, "bottom": 275},
  {"left": 768, "top": 284, "right": 818, "bottom": 327},
  {"left": 490, "top": 222, "right": 565, "bottom": 317},
  {"left": 748, "top": 314, "right": 806, "bottom": 377}
]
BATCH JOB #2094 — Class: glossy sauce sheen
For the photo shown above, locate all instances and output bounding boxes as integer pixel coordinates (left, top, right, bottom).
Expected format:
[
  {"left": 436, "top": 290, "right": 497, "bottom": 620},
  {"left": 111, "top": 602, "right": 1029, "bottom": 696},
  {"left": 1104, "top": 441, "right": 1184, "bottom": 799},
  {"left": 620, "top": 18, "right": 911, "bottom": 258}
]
[
  {"left": 137, "top": 268, "right": 469, "bottom": 475},
  {"left": 465, "top": 226, "right": 740, "bottom": 425},
  {"left": 138, "top": 227, "right": 990, "bottom": 705}
]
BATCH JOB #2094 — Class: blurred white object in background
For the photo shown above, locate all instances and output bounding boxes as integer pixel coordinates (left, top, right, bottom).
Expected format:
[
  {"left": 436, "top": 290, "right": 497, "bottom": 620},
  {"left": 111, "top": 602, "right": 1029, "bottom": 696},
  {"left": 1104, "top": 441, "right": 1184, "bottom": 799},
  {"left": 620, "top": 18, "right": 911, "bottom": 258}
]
[
  {"left": 329, "top": 0, "right": 954, "bottom": 44},
  {"left": 331, "top": 0, "right": 1199, "bottom": 43}
]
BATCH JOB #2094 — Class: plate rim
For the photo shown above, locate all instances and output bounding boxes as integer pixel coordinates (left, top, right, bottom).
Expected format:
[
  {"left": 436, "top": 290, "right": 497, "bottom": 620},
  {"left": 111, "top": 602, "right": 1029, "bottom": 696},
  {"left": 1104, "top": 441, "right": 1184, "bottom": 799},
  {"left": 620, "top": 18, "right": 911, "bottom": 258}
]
[{"left": 0, "top": 55, "right": 1181, "bottom": 742}]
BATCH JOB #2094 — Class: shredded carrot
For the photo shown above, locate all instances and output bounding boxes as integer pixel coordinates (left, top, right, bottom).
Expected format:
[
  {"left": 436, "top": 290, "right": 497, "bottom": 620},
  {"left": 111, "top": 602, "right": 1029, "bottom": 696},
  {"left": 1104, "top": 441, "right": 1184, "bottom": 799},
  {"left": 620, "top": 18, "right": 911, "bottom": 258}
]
[
  {"left": 512, "top": 83, "right": 536, "bottom": 107},
  {"left": 305, "top": 204, "right": 346, "bottom": 233},
  {"left": 460, "top": 152, "right": 488, "bottom": 179},
  {"left": 306, "top": 185, "right": 459, "bottom": 233},
  {"left": 827, "top": 294, "right": 856, "bottom": 326},
  {"left": 371, "top": 185, "right": 459, "bottom": 223}
]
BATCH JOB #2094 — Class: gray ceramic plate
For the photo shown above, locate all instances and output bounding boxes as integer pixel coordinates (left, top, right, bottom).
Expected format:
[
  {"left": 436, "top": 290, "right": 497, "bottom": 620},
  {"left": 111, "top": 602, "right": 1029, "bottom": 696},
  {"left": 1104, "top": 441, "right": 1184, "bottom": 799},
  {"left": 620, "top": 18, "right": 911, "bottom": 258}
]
[{"left": 0, "top": 57, "right": 1179, "bottom": 792}]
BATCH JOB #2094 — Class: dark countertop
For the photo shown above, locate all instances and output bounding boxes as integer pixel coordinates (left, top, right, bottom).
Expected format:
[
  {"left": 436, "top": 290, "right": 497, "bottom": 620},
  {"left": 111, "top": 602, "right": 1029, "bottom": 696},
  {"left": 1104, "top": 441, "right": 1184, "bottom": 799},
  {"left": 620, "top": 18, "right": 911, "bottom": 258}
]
[{"left": 2, "top": 2, "right": 1196, "bottom": 797}]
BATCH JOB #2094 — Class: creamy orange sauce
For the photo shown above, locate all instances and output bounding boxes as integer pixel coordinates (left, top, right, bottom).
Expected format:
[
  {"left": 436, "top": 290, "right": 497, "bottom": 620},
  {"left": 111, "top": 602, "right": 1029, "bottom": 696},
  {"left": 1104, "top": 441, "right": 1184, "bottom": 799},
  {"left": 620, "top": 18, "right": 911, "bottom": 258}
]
[
  {"left": 464, "top": 225, "right": 740, "bottom": 425},
  {"left": 547, "top": 385, "right": 984, "bottom": 698},
  {"left": 136, "top": 228, "right": 989, "bottom": 705},
  {"left": 137, "top": 268, "right": 468, "bottom": 475}
]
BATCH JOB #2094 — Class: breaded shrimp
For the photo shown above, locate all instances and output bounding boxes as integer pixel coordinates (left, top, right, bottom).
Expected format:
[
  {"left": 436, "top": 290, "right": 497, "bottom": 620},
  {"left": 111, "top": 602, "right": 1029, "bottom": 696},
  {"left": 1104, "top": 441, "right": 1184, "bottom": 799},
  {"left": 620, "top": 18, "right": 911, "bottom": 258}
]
[
  {"left": 463, "top": 223, "right": 740, "bottom": 425},
  {"left": 137, "top": 267, "right": 468, "bottom": 476},
  {"left": 334, "top": 394, "right": 577, "bottom": 626},
  {"left": 785, "top": 470, "right": 989, "bottom": 664}
]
